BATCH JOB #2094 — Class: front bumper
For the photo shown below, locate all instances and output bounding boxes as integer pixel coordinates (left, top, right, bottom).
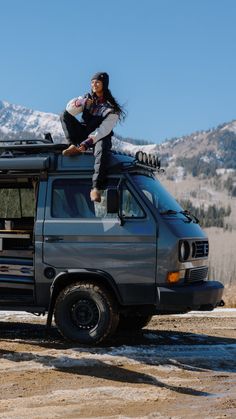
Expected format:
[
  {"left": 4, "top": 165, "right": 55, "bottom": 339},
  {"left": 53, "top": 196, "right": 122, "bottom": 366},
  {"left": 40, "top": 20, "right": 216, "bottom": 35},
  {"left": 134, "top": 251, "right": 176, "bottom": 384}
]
[{"left": 156, "top": 280, "right": 224, "bottom": 313}]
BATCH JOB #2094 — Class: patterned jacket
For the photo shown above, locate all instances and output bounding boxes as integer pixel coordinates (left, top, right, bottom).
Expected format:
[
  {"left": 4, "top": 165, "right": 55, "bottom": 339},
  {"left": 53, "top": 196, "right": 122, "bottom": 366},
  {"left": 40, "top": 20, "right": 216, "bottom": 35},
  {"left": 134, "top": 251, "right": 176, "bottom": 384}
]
[{"left": 66, "top": 94, "right": 118, "bottom": 148}]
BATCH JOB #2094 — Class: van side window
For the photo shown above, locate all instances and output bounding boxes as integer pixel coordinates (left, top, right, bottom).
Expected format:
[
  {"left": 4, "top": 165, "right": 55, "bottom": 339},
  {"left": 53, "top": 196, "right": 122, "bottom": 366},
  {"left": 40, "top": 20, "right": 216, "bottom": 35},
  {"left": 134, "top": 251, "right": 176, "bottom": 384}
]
[
  {"left": 122, "top": 187, "right": 145, "bottom": 218},
  {"left": 51, "top": 179, "right": 118, "bottom": 219},
  {"left": 52, "top": 180, "right": 95, "bottom": 218},
  {"left": 95, "top": 183, "right": 144, "bottom": 219},
  {"left": 51, "top": 179, "right": 145, "bottom": 219}
]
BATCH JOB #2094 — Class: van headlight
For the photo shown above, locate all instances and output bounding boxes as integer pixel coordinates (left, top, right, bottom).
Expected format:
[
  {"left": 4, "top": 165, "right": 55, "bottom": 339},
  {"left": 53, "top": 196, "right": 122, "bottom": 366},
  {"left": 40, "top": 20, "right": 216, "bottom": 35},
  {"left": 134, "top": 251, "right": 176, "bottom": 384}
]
[{"left": 179, "top": 240, "right": 190, "bottom": 261}]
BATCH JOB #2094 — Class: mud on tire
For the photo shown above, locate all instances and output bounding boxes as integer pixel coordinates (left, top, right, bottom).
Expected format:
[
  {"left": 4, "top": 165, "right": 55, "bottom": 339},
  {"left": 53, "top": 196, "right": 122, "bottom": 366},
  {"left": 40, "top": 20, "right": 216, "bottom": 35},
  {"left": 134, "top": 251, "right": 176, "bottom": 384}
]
[{"left": 54, "top": 281, "right": 119, "bottom": 344}]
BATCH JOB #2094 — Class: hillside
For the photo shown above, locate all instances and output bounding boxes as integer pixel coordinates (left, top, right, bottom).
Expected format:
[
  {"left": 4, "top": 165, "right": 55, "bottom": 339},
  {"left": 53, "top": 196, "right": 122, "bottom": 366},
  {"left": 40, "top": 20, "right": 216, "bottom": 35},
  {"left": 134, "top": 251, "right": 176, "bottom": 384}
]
[{"left": 159, "top": 125, "right": 236, "bottom": 179}]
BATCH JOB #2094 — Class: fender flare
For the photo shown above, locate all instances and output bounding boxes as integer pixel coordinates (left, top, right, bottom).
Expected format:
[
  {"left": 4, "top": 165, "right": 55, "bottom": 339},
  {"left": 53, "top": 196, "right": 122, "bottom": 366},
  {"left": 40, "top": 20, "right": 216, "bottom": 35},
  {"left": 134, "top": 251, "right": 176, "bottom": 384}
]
[{"left": 46, "top": 268, "right": 122, "bottom": 328}]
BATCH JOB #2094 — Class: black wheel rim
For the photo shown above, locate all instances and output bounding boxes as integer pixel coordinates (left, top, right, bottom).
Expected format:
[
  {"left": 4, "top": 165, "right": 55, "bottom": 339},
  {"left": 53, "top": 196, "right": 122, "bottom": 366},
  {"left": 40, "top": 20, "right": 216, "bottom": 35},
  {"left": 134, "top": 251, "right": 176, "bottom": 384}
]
[{"left": 70, "top": 298, "right": 100, "bottom": 330}]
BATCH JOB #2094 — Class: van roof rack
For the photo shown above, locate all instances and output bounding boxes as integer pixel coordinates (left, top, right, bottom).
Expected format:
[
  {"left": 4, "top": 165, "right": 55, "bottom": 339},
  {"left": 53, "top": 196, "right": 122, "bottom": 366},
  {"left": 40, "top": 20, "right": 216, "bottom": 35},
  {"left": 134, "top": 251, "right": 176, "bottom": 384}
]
[
  {"left": 0, "top": 133, "right": 162, "bottom": 172},
  {"left": 0, "top": 139, "right": 50, "bottom": 144},
  {"left": 0, "top": 142, "right": 66, "bottom": 155},
  {"left": 0, "top": 132, "right": 67, "bottom": 155},
  {"left": 0, "top": 132, "right": 53, "bottom": 144}
]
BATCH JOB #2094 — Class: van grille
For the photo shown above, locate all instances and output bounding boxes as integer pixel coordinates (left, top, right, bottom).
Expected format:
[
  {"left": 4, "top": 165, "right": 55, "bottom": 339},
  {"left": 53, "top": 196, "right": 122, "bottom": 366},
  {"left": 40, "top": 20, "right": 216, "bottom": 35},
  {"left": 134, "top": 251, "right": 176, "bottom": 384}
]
[
  {"left": 185, "top": 266, "right": 208, "bottom": 283},
  {"left": 192, "top": 240, "right": 209, "bottom": 258}
]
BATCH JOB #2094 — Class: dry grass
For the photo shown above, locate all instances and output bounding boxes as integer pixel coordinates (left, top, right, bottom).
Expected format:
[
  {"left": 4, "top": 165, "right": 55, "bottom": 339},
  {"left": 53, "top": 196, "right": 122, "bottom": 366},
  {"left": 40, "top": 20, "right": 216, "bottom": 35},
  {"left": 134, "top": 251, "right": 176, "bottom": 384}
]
[
  {"left": 222, "top": 285, "right": 236, "bottom": 308},
  {"left": 205, "top": 227, "right": 236, "bottom": 307},
  {"left": 195, "top": 227, "right": 236, "bottom": 308},
  {"left": 206, "top": 227, "right": 236, "bottom": 284}
]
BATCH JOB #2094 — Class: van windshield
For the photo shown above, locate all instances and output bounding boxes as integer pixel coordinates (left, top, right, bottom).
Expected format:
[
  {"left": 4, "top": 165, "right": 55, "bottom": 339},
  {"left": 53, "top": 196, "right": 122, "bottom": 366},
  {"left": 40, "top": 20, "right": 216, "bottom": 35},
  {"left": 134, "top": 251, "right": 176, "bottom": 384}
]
[{"left": 132, "top": 175, "right": 183, "bottom": 214}]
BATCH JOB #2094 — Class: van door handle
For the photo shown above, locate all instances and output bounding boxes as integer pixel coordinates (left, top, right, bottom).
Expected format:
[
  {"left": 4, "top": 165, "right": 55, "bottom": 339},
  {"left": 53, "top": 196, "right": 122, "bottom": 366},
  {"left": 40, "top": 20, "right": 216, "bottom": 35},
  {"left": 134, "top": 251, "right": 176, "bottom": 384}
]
[{"left": 44, "top": 236, "right": 64, "bottom": 242}]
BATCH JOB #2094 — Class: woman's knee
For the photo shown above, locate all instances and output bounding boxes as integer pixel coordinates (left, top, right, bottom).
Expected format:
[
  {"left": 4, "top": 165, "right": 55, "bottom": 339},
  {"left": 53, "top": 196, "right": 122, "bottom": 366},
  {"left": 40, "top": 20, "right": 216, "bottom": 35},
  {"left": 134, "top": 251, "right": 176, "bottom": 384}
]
[{"left": 60, "top": 110, "right": 73, "bottom": 123}]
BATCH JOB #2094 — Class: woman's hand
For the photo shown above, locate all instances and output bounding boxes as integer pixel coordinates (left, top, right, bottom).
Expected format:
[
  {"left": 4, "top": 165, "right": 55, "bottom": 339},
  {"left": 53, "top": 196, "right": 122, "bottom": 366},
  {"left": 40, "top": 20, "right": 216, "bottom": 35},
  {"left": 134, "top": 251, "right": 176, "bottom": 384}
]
[
  {"left": 85, "top": 98, "right": 93, "bottom": 109},
  {"left": 77, "top": 144, "right": 87, "bottom": 152}
]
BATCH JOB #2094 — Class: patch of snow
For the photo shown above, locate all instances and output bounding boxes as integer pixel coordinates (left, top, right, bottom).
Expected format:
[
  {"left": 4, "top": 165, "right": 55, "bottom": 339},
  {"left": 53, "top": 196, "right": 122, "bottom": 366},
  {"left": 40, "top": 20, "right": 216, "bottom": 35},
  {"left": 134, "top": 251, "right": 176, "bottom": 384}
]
[
  {"left": 167, "top": 154, "right": 176, "bottom": 162},
  {"left": 1, "top": 341, "right": 236, "bottom": 375},
  {"left": 216, "top": 168, "right": 235, "bottom": 175},
  {"left": 168, "top": 137, "right": 184, "bottom": 147},
  {"left": 112, "top": 137, "right": 159, "bottom": 155},
  {"left": 200, "top": 155, "right": 211, "bottom": 163},
  {"left": 0, "top": 308, "right": 235, "bottom": 322},
  {"left": 159, "top": 140, "right": 169, "bottom": 148},
  {"left": 221, "top": 121, "right": 236, "bottom": 133},
  {"left": 175, "top": 308, "right": 236, "bottom": 317},
  {"left": 174, "top": 166, "right": 185, "bottom": 182},
  {"left": 215, "top": 152, "right": 223, "bottom": 160}
]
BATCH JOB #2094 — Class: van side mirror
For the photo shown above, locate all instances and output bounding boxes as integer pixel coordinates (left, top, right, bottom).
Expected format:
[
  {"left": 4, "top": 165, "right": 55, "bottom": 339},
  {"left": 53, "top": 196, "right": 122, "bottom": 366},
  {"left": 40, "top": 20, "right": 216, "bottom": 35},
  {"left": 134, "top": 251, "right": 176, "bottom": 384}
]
[{"left": 106, "top": 188, "right": 119, "bottom": 213}]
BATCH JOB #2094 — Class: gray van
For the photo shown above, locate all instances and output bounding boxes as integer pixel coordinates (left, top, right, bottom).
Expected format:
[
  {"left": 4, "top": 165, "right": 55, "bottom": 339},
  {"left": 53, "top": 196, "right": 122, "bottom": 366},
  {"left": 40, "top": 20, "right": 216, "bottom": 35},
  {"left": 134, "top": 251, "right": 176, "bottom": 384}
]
[{"left": 0, "top": 141, "right": 224, "bottom": 344}]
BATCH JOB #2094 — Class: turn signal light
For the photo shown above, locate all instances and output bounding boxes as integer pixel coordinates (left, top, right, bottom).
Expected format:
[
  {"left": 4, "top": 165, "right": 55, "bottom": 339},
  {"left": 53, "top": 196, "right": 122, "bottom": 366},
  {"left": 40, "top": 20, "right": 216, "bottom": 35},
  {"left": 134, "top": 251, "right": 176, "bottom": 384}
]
[{"left": 167, "top": 271, "right": 180, "bottom": 284}]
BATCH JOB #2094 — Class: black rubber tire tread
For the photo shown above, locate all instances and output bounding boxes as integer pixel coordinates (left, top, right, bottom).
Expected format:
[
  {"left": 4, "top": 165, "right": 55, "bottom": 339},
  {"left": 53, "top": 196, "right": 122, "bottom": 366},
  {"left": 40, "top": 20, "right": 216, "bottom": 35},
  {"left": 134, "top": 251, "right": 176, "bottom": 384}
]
[
  {"left": 54, "top": 281, "right": 119, "bottom": 344},
  {"left": 118, "top": 314, "right": 152, "bottom": 331}
]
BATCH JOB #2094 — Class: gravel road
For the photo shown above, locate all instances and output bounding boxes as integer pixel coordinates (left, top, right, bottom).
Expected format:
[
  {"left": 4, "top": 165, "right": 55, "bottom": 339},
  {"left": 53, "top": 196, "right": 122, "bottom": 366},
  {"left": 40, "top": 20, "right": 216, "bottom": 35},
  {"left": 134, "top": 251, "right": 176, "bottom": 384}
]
[{"left": 0, "top": 309, "right": 235, "bottom": 419}]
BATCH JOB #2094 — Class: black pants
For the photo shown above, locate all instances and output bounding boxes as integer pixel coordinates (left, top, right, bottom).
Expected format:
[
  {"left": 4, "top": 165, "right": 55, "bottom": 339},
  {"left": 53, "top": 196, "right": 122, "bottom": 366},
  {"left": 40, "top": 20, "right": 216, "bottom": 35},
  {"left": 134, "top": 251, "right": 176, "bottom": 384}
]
[{"left": 60, "top": 111, "right": 112, "bottom": 190}]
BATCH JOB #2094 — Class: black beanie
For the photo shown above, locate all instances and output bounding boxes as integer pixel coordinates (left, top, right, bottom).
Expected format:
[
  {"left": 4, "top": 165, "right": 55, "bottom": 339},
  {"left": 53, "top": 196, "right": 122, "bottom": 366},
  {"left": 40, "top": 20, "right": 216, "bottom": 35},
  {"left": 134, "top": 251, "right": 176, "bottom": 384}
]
[{"left": 91, "top": 72, "right": 109, "bottom": 90}]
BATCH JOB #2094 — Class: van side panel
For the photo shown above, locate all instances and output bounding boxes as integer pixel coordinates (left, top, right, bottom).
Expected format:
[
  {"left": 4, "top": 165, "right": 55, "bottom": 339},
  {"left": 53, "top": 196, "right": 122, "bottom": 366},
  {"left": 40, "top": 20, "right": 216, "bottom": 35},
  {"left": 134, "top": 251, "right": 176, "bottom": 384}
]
[{"left": 41, "top": 175, "right": 157, "bottom": 306}]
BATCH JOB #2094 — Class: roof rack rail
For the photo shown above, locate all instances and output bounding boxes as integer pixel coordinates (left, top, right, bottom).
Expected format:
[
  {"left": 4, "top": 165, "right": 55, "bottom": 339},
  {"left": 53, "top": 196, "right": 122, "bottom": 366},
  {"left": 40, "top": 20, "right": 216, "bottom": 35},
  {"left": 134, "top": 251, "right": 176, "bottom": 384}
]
[
  {"left": 0, "top": 132, "right": 54, "bottom": 145},
  {"left": 0, "top": 143, "right": 66, "bottom": 156}
]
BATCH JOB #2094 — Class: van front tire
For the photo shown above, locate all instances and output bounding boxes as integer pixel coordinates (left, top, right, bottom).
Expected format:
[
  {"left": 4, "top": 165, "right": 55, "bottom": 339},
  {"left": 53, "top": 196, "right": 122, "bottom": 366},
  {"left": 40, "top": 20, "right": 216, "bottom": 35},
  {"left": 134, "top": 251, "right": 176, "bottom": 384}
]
[{"left": 54, "top": 281, "right": 119, "bottom": 345}]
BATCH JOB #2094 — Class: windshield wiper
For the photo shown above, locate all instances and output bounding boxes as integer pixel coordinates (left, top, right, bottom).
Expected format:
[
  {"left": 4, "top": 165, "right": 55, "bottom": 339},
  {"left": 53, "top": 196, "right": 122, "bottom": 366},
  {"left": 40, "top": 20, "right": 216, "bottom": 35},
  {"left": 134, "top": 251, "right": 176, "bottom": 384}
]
[
  {"left": 159, "top": 209, "right": 199, "bottom": 224},
  {"left": 159, "top": 209, "right": 178, "bottom": 215}
]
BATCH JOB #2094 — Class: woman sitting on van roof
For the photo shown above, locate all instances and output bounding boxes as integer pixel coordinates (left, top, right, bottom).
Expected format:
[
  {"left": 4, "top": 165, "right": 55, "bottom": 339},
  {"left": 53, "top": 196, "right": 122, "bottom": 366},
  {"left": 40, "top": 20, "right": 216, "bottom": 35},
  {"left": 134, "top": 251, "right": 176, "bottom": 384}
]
[{"left": 60, "top": 72, "right": 126, "bottom": 203}]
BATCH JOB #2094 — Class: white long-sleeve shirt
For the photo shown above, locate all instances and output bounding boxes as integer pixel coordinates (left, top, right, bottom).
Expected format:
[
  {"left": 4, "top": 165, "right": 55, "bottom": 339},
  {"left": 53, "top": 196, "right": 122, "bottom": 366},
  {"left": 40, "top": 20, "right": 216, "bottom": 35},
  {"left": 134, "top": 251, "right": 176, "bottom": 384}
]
[
  {"left": 88, "top": 113, "right": 118, "bottom": 143},
  {"left": 66, "top": 95, "right": 118, "bottom": 144},
  {"left": 66, "top": 96, "right": 86, "bottom": 116}
]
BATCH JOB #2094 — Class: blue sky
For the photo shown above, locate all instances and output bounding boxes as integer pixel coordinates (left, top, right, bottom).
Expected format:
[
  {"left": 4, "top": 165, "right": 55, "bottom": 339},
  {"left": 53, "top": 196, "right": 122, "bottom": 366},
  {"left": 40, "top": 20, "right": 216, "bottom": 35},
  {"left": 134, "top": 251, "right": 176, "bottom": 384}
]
[{"left": 0, "top": 0, "right": 236, "bottom": 143}]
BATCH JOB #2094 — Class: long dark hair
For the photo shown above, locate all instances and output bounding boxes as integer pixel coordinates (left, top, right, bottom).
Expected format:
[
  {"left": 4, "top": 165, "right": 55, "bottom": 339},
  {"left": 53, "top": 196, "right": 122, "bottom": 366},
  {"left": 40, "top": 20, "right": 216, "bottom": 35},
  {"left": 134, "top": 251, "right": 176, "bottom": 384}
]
[{"left": 92, "top": 89, "right": 127, "bottom": 122}]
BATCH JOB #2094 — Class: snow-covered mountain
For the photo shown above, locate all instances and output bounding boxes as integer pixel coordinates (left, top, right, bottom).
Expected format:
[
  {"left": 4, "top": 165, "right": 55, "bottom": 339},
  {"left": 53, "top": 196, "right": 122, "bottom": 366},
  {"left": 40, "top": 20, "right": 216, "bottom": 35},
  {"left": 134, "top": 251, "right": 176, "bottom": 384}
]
[
  {"left": 0, "top": 100, "right": 64, "bottom": 140},
  {"left": 0, "top": 99, "right": 236, "bottom": 171}
]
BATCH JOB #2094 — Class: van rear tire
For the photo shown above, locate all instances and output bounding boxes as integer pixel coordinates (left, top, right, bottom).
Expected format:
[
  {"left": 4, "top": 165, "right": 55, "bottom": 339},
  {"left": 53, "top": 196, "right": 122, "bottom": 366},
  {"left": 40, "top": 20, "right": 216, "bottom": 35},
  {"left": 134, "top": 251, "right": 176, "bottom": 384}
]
[{"left": 54, "top": 281, "right": 119, "bottom": 344}]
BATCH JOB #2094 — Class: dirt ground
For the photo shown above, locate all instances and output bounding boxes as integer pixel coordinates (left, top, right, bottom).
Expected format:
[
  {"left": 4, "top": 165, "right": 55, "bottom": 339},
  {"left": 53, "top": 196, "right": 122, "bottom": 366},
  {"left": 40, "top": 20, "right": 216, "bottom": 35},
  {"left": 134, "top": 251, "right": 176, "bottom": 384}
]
[{"left": 0, "top": 309, "right": 236, "bottom": 419}]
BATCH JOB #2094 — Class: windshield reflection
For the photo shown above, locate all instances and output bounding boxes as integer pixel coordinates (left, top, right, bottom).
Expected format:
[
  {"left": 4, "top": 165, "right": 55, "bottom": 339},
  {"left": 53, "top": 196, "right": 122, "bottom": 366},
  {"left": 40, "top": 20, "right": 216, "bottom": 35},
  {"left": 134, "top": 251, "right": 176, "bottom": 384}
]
[{"left": 132, "top": 175, "right": 183, "bottom": 214}]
